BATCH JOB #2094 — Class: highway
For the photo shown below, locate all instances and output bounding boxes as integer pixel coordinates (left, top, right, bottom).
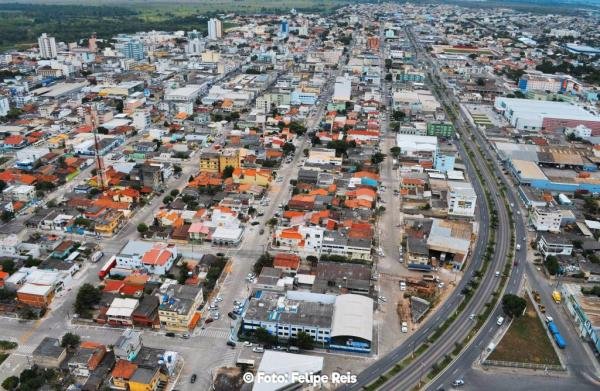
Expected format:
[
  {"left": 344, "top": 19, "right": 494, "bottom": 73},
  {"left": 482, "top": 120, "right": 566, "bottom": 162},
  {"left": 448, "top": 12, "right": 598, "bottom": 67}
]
[{"left": 343, "top": 22, "right": 516, "bottom": 390}]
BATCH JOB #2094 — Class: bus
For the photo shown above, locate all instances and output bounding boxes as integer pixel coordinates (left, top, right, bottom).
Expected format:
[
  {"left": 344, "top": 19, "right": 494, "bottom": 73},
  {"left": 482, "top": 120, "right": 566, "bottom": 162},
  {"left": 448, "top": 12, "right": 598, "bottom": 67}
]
[{"left": 98, "top": 256, "right": 116, "bottom": 279}]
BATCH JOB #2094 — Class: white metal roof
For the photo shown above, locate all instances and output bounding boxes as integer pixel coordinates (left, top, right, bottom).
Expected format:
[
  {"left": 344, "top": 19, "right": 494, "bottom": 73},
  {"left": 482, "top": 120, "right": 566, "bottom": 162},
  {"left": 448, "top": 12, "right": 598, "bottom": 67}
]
[
  {"left": 253, "top": 351, "right": 323, "bottom": 391},
  {"left": 331, "top": 294, "right": 373, "bottom": 342}
]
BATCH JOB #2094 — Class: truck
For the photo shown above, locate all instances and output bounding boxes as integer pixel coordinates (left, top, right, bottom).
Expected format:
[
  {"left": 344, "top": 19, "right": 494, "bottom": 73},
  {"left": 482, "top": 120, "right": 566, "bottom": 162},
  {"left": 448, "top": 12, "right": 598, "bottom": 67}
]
[
  {"left": 552, "top": 290, "right": 561, "bottom": 304},
  {"left": 546, "top": 320, "right": 566, "bottom": 349}
]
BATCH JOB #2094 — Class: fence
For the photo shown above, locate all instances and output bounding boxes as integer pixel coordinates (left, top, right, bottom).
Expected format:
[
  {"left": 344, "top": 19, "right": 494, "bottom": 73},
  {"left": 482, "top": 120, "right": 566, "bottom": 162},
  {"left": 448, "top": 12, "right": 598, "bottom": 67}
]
[{"left": 483, "top": 359, "right": 565, "bottom": 371}]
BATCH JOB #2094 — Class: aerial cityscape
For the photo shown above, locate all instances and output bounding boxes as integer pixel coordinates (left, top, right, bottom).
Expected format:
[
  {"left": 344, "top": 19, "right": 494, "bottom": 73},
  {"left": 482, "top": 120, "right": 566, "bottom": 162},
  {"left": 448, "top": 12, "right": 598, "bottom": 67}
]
[{"left": 0, "top": 1, "right": 599, "bottom": 390}]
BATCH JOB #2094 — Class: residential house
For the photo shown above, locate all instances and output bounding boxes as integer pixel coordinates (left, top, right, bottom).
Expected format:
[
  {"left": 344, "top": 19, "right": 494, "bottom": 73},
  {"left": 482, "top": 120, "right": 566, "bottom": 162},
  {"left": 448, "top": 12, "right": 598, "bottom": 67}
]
[
  {"left": 114, "top": 329, "right": 143, "bottom": 361},
  {"left": 32, "top": 337, "right": 67, "bottom": 368},
  {"left": 67, "top": 342, "right": 107, "bottom": 378}
]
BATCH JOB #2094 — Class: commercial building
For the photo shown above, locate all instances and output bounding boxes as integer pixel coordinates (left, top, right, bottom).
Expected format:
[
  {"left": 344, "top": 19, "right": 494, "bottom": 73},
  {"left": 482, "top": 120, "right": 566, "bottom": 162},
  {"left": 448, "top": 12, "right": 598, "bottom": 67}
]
[
  {"left": 158, "top": 284, "right": 203, "bottom": 332},
  {"left": 207, "top": 18, "right": 223, "bottom": 40},
  {"left": 17, "top": 283, "right": 54, "bottom": 307},
  {"left": 395, "top": 134, "right": 438, "bottom": 163},
  {"left": 518, "top": 70, "right": 581, "bottom": 93},
  {"left": 32, "top": 337, "right": 67, "bottom": 368},
  {"left": 38, "top": 33, "right": 57, "bottom": 59},
  {"left": 537, "top": 233, "right": 573, "bottom": 258},
  {"left": 494, "top": 97, "right": 600, "bottom": 134},
  {"left": 447, "top": 181, "right": 477, "bottom": 218},
  {"left": 530, "top": 205, "right": 561, "bottom": 232},
  {"left": 562, "top": 283, "right": 600, "bottom": 355},
  {"left": 164, "top": 85, "right": 203, "bottom": 115},
  {"left": 243, "top": 291, "right": 373, "bottom": 352},
  {"left": 119, "top": 39, "right": 145, "bottom": 61},
  {"left": 333, "top": 75, "right": 352, "bottom": 102}
]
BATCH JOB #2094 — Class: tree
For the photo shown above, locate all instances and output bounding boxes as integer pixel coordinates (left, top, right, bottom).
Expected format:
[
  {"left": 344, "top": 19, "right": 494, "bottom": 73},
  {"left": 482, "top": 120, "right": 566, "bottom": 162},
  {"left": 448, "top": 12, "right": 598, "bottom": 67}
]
[
  {"left": 137, "top": 223, "right": 148, "bottom": 235},
  {"left": 253, "top": 252, "right": 273, "bottom": 274},
  {"left": 544, "top": 255, "right": 560, "bottom": 276},
  {"left": 390, "top": 146, "right": 401, "bottom": 158},
  {"left": 502, "top": 294, "right": 527, "bottom": 318},
  {"left": 282, "top": 142, "right": 296, "bottom": 155},
  {"left": 61, "top": 332, "right": 81, "bottom": 349},
  {"left": 222, "top": 165, "right": 235, "bottom": 179},
  {"left": 163, "top": 195, "right": 173, "bottom": 204},
  {"left": 173, "top": 165, "right": 182, "bottom": 174},
  {"left": 170, "top": 189, "right": 180, "bottom": 197},
  {"left": 1, "top": 259, "right": 15, "bottom": 274},
  {"left": 0, "top": 210, "right": 14, "bottom": 222},
  {"left": 296, "top": 331, "right": 314, "bottom": 350},
  {"left": 2, "top": 376, "right": 18, "bottom": 390},
  {"left": 392, "top": 110, "right": 405, "bottom": 121},
  {"left": 74, "top": 283, "right": 101, "bottom": 318},
  {"left": 476, "top": 77, "right": 485, "bottom": 86},
  {"left": 371, "top": 152, "right": 386, "bottom": 164},
  {"left": 254, "top": 327, "right": 276, "bottom": 345}
]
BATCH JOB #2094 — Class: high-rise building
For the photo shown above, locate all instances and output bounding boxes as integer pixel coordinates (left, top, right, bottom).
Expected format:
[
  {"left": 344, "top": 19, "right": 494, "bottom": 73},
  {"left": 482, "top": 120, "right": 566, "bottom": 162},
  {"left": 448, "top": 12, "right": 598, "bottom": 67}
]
[
  {"left": 37, "top": 33, "right": 57, "bottom": 59},
  {"left": 121, "top": 39, "right": 145, "bottom": 61},
  {"left": 207, "top": 18, "right": 223, "bottom": 40},
  {"left": 280, "top": 19, "right": 289, "bottom": 36},
  {"left": 88, "top": 34, "right": 97, "bottom": 52},
  {"left": 186, "top": 38, "right": 204, "bottom": 56},
  {"left": 0, "top": 96, "right": 9, "bottom": 117}
]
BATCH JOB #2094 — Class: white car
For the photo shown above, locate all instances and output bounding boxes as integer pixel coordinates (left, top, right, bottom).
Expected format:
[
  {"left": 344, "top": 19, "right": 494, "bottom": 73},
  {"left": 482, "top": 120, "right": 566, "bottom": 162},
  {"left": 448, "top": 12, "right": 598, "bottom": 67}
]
[
  {"left": 496, "top": 316, "right": 504, "bottom": 326},
  {"left": 400, "top": 282, "right": 406, "bottom": 291},
  {"left": 216, "top": 296, "right": 223, "bottom": 302},
  {"left": 495, "top": 271, "right": 500, "bottom": 277},
  {"left": 401, "top": 322, "right": 408, "bottom": 333},
  {"left": 243, "top": 341, "right": 252, "bottom": 347},
  {"left": 252, "top": 346, "right": 264, "bottom": 353}
]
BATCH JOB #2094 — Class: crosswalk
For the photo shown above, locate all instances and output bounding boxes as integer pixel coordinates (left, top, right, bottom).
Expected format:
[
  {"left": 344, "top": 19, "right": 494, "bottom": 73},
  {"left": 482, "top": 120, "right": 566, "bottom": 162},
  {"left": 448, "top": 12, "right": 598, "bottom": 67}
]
[
  {"left": 196, "top": 327, "right": 231, "bottom": 339},
  {"left": 214, "top": 347, "right": 238, "bottom": 368}
]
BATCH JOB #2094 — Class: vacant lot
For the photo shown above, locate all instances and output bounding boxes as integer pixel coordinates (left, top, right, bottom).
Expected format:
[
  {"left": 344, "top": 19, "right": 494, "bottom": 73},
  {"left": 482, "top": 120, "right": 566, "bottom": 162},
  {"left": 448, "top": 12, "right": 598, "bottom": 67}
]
[{"left": 488, "top": 296, "right": 560, "bottom": 365}]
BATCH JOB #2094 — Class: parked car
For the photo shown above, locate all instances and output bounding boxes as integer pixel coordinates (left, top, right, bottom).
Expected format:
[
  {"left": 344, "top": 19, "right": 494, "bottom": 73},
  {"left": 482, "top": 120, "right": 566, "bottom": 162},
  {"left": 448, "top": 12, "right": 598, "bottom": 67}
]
[
  {"left": 181, "top": 333, "right": 190, "bottom": 339},
  {"left": 228, "top": 312, "right": 237, "bottom": 320},
  {"left": 401, "top": 322, "right": 408, "bottom": 333},
  {"left": 243, "top": 341, "right": 252, "bottom": 347},
  {"left": 252, "top": 346, "right": 264, "bottom": 353},
  {"left": 205, "top": 318, "right": 214, "bottom": 324},
  {"left": 190, "top": 374, "right": 197, "bottom": 383},
  {"left": 165, "top": 332, "right": 175, "bottom": 337},
  {"left": 226, "top": 341, "right": 236, "bottom": 347}
]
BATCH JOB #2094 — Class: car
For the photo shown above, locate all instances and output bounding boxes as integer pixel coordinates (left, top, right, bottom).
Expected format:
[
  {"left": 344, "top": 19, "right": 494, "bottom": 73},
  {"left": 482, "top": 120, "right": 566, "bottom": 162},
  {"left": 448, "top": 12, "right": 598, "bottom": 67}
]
[
  {"left": 400, "top": 281, "right": 406, "bottom": 291},
  {"left": 209, "top": 304, "right": 218, "bottom": 309},
  {"left": 205, "top": 318, "right": 214, "bottom": 324},
  {"left": 190, "top": 374, "right": 197, "bottom": 383},
  {"left": 497, "top": 316, "right": 505, "bottom": 326},
  {"left": 495, "top": 271, "right": 500, "bottom": 277},
  {"left": 228, "top": 312, "right": 237, "bottom": 320},
  {"left": 378, "top": 296, "right": 387, "bottom": 302},
  {"left": 165, "top": 332, "right": 176, "bottom": 337},
  {"left": 401, "top": 322, "right": 408, "bottom": 333},
  {"left": 259, "top": 228, "right": 265, "bottom": 235},
  {"left": 468, "top": 313, "right": 476, "bottom": 320},
  {"left": 181, "top": 333, "right": 190, "bottom": 339},
  {"left": 226, "top": 341, "right": 236, "bottom": 347},
  {"left": 216, "top": 296, "right": 223, "bottom": 302},
  {"left": 213, "top": 314, "right": 220, "bottom": 320},
  {"left": 251, "top": 221, "right": 260, "bottom": 226},
  {"left": 252, "top": 346, "right": 265, "bottom": 353},
  {"left": 438, "top": 282, "right": 444, "bottom": 288},
  {"left": 243, "top": 341, "right": 252, "bottom": 347},
  {"left": 452, "top": 379, "right": 464, "bottom": 387}
]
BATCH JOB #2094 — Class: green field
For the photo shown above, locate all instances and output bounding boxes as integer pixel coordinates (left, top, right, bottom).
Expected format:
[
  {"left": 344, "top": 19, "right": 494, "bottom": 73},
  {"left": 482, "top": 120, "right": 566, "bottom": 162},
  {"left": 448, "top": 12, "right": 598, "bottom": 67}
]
[
  {"left": 488, "top": 296, "right": 561, "bottom": 365},
  {"left": 0, "top": 1, "right": 351, "bottom": 51}
]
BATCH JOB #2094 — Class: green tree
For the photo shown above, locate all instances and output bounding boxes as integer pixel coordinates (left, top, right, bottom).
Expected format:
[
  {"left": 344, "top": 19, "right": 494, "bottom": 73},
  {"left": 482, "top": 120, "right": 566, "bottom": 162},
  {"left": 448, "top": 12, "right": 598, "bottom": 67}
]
[
  {"left": 137, "top": 223, "right": 148, "bottom": 234},
  {"left": 222, "top": 165, "right": 235, "bottom": 179},
  {"left": 253, "top": 253, "right": 273, "bottom": 274},
  {"left": 392, "top": 110, "right": 405, "bottom": 121},
  {"left": 61, "top": 332, "right": 81, "bottom": 349},
  {"left": 170, "top": 189, "right": 180, "bottom": 197},
  {"left": 74, "top": 283, "right": 101, "bottom": 318},
  {"left": 502, "top": 294, "right": 527, "bottom": 318},
  {"left": 1, "top": 259, "right": 15, "bottom": 274},
  {"left": 163, "top": 195, "right": 173, "bottom": 204},
  {"left": 254, "top": 327, "right": 276, "bottom": 345},
  {"left": 544, "top": 256, "right": 560, "bottom": 276},
  {"left": 371, "top": 152, "right": 386, "bottom": 164},
  {"left": 390, "top": 146, "right": 401, "bottom": 158},
  {"left": 296, "top": 331, "right": 314, "bottom": 350},
  {"left": 2, "top": 376, "right": 18, "bottom": 390},
  {"left": 282, "top": 142, "right": 296, "bottom": 155}
]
